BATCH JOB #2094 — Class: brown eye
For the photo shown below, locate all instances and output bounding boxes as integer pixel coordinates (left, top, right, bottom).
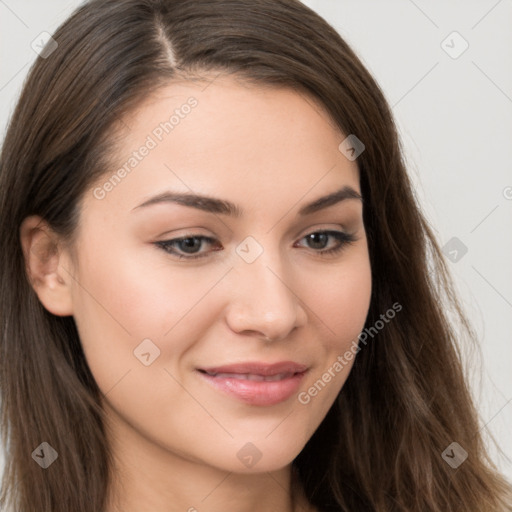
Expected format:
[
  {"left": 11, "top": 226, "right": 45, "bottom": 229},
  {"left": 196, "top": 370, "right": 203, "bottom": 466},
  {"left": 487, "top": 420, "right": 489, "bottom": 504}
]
[
  {"left": 296, "top": 230, "right": 357, "bottom": 256},
  {"left": 155, "top": 235, "right": 220, "bottom": 260}
]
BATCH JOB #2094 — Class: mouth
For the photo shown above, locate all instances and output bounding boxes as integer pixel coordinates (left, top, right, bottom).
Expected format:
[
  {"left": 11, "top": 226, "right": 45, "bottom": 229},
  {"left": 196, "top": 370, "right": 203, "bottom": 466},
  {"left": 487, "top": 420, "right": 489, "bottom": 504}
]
[
  {"left": 199, "top": 370, "right": 297, "bottom": 381},
  {"left": 196, "top": 361, "right": 308, "bottom": 406}
]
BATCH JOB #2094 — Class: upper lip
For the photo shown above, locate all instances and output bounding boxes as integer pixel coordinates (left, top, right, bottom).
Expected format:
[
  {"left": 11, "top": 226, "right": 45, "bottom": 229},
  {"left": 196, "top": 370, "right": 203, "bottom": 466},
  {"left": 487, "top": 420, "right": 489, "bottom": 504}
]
[{"left": 198, "top": 361, "right": 308, "bottom": 376}]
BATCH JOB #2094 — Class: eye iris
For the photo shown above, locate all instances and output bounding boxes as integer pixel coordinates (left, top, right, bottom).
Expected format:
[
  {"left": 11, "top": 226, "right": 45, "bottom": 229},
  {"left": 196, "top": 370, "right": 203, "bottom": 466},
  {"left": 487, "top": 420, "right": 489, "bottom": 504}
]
[
  {"left": 307, "top": 232, "right": 328, "bottom": 249},
  {"left": 179, "top": 237, "right": 202, "bottom": 253}
]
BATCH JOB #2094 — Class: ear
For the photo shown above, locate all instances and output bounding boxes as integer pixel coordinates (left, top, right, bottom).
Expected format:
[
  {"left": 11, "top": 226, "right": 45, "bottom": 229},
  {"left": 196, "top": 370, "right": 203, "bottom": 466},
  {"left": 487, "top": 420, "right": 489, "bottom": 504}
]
[{"left": 19, "top": 215, "right": 74, "bottom": 316}]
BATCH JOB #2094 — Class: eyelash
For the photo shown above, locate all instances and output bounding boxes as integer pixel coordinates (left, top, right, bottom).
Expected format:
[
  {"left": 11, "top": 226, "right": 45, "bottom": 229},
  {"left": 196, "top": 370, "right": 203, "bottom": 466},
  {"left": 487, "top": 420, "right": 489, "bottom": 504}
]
[{"left": 154, "top": 230, "right": 358, "bottom": 261}]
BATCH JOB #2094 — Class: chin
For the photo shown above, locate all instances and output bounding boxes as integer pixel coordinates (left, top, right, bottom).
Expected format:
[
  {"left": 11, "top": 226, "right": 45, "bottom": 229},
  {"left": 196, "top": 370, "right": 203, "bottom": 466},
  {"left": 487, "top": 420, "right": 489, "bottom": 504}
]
[{"left": 198, "top": 430, "right": 311, "bottom": 475}]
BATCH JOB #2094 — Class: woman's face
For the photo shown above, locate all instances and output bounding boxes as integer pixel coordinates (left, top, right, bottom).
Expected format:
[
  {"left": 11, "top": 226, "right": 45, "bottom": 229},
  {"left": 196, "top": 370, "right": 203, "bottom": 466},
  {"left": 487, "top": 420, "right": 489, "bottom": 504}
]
[{"left": 59, "top": 76, "right": 372, "bottom": 474}]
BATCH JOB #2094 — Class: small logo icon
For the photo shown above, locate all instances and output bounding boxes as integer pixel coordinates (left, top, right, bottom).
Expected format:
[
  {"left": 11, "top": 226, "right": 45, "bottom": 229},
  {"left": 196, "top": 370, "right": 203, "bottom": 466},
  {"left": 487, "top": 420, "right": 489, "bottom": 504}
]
[
  {"left": 31, "top": 32, "right": 58, "bottom": 59},
  {"left": 338, "top": 134, "right": 365, "bottom": 161},
  {"left": 237, "top": 442, "right": 262, "bottom": 468},
  {"left": 236, "top": 236, "right": 264, "bottom": 264},
  {"left": 134, "top": 338, "right": 161, "bottom": 366},
  {"left": 32, "top": 442, "right": 58, "bottom": 469},
  {"left": 441, "top": 31, "right": 469, "bottom": 59},
  {"left": 442, "top": 237, "right": 468, "bottom": 263},
  {"left": 442, "top": 441, "right": 468, "bottom": 468}
]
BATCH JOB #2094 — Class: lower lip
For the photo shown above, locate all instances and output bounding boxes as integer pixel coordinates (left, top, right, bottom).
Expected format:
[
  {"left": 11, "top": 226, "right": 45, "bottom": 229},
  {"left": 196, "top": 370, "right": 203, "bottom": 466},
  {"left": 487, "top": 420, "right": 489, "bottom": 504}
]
[{"left": 197, "top": 370, "right": 307, "bottom": 406}]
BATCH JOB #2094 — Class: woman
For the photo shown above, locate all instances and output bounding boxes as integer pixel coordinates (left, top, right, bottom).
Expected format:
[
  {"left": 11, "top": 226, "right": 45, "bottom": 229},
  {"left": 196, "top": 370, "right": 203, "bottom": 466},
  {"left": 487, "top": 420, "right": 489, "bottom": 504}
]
[{"left": 1, "top": 0, "right": 511, "bottom": 511}]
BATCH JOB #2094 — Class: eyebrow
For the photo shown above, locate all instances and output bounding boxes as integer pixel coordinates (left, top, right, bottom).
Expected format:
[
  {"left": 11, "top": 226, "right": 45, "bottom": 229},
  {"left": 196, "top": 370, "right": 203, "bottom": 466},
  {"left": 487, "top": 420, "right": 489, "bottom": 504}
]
[{"left": 131, "top": 185, "right": 362, "bottom": 217}]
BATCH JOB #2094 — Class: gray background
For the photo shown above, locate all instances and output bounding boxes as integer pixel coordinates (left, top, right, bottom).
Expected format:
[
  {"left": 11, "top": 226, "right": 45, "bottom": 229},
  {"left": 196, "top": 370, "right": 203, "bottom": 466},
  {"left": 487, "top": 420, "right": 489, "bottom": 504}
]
[{"left": 1, "top": 0, "right": 511, "bottom": 481}]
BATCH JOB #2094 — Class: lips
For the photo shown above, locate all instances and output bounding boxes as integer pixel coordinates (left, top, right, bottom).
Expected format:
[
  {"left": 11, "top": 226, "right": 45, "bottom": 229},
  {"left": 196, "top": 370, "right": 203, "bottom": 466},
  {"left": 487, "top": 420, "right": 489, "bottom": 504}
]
[{"left": 197, "top": 361, "right": 308, "bottom": 406}]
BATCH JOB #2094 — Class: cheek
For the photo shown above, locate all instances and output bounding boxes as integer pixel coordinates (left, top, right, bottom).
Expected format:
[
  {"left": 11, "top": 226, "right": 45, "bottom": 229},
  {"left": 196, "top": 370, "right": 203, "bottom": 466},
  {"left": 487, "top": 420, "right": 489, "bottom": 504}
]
[
  {"left": 332, "top": 271, "right": 372, "bottom": 345},
  {"left": 73, "top": 235, "right": 224, "bottom": 332},
  {"left": 302, "top": 250, "right": 372, "bottom": 399},
  {"left": 315, "top": 250, "right": 372, "bottom": 347},
  {"left": 69, "top": 240, "right": 228, "bottom": 384}
]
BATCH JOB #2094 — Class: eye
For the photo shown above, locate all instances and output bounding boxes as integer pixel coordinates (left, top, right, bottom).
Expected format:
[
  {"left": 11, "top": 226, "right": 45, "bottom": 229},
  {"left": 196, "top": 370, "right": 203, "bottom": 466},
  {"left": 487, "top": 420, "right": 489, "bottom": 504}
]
[
  {"left": 154, "top": 230, "right": 358, "bottom": 261},
  {"left": 294, "top": 230, "right": 358, "bottom": 256},
  {"left": 155, "top": 235, "right": 221, "bottom": 260}
]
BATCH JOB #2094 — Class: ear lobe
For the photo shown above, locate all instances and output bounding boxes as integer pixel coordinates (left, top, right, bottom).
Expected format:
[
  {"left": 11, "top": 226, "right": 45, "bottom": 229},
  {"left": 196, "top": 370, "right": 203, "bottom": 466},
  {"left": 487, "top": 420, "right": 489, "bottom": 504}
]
[{"left": 19, "top": 215, "right": 74, "bottom": 316}]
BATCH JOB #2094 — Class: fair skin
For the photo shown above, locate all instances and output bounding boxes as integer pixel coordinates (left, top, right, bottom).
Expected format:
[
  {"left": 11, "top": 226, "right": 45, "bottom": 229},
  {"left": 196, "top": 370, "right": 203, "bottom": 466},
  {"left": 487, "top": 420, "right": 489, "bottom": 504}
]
[{"left": 20, "top": 75, "right": 372, "bottom": 512}]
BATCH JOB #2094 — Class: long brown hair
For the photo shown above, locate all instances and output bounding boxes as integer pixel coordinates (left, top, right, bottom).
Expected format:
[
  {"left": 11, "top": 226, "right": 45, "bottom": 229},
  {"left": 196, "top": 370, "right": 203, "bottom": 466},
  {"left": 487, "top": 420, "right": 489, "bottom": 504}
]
[{"left": 1, "top": 1, "right": 511, "bottom": 510}]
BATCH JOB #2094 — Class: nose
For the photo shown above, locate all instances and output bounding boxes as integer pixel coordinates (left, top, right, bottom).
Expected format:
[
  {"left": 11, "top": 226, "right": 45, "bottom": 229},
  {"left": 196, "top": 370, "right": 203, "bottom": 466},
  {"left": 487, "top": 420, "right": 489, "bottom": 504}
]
[{"left": 224, "top": 248, "right": 308, "bottom": 342}]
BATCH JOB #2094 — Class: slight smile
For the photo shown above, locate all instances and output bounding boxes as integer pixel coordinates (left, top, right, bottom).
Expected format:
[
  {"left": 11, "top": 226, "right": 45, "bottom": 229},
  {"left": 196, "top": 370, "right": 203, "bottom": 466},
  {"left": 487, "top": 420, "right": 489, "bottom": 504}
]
[{"left": 197, "top": 361, "right": 309, "bottom": 406}]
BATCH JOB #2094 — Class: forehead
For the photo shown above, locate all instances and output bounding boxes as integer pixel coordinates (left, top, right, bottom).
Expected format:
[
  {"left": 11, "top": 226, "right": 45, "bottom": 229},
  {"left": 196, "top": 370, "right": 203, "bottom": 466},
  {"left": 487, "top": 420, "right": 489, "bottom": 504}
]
[{"left": 85, "top": 75, "right": 360, "bottom": 220}]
